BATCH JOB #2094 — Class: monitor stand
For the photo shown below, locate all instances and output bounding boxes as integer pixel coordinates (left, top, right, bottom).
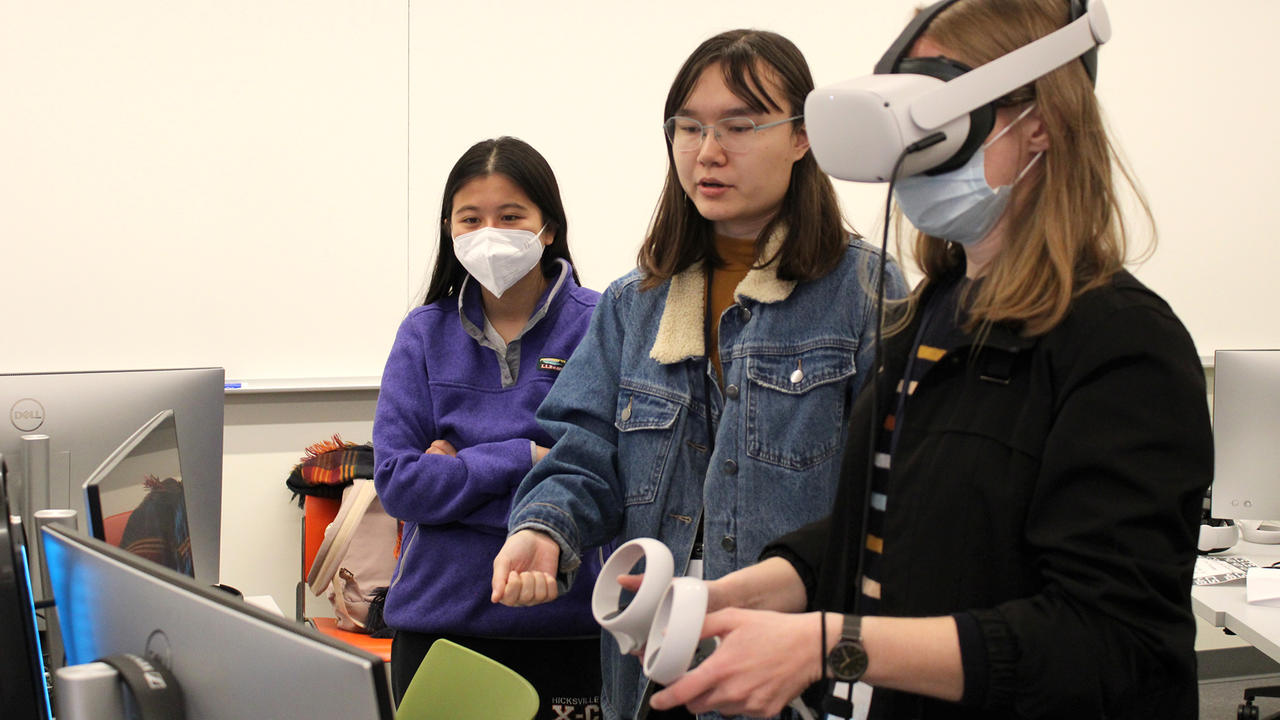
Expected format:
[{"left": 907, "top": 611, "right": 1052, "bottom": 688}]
[
  {"left": 54, "top": 663, "right": 128, "bottom": 720},
  {"left": 56, "top": 657, "right": 185, "bottom": 720},
  {"left": 34, "top": 510, "right": 77, "bottom": 674}
]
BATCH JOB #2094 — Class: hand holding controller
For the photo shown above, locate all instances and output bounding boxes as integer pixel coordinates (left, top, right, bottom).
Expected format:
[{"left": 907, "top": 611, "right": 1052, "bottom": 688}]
[{"left": 592, "top": 538, "right": 712, "bottom": 684}]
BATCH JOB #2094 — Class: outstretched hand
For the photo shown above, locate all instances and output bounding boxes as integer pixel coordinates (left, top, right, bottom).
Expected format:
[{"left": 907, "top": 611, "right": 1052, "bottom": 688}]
[
  {"left": 649, "top": 608, "right": 824, "bottom": 718},
  {"left": 491, "top": 529, "right": 562, "bottom": 606}
]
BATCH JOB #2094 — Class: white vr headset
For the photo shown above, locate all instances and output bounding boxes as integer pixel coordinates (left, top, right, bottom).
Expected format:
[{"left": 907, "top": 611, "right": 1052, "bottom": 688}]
[{"left": 805, "top": 0, "right": 1111, "bottom": 183}]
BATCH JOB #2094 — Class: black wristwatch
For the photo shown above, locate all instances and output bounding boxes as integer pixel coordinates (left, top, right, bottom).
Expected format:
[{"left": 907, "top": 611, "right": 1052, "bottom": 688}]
[{"left": 826, "top": 613, "right": 869, "bottom": 682}]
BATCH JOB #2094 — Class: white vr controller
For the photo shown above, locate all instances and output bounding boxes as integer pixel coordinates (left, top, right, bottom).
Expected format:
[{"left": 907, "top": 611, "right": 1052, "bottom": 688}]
[
  {"left": 592, "top": 538, "right": 711, "bottom": 686},
  {"left": 1237, "top": 520, "right": 1280, "bottom": 545},
  {"left": 1197, "top": 520, "right": 1280, "bottom": 552},
  {"left": 1198, "top": 523, "right": 1239, "bottom": 554}
]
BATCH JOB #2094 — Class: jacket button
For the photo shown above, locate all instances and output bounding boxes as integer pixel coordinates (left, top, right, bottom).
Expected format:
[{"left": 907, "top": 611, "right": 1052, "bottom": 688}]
[
  {"left": 740, "top": 307, "right": 752, "bottom": 321},
  {"left": 721, "top": 536, "right": 736, "bottom": 552},
  {"left": 724, "top": 384, "right": 739, "bottom": 400},
  {"left": 723, "top": 459, "right": 738, "bottom": 475}
]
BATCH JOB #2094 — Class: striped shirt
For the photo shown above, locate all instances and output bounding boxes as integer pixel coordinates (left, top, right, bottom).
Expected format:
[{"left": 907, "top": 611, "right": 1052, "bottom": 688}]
[{"left": 859, "top": 278, "right": 970, "bottom": 612}]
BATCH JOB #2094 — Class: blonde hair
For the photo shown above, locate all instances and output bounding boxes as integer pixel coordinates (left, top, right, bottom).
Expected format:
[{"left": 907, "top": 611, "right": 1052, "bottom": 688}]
[{"left": 896, "top": 0, "right": 1153, "bottom": 337}]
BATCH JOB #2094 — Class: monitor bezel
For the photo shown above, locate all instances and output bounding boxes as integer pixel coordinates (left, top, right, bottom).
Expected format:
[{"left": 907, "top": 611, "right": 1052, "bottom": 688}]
[
  {"left": 0, "top": 454, "right": 55, "bottom": 720},
  {"left": 42, "top": 523, "right": 395, "bottom": 720},
  {"left": 83, "top": 408, "right": 195, "bottom": 578},
  {"left": 1211, "top": 349, "right": 1280, "bottom": 523},
  {"left": 0, "top": 367, "right": 223, "bottom": 587}
]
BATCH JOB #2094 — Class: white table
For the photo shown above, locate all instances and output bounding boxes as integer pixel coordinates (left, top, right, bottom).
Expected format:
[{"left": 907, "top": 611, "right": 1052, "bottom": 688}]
[
  {"left": 1192, "top": 541, "right": 1280, "bottom": 662},
  {"left": 245, "top": 594, "right": 285, "bottom": 616}
]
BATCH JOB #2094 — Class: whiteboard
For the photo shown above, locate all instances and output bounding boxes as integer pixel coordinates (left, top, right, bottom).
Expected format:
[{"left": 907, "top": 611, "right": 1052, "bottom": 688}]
[
  {"left": 0, "top": 1, "right": 409, "bottom": 382},
  {"left": 4, "top": 2, "right": 1277, "bottom": 384}
]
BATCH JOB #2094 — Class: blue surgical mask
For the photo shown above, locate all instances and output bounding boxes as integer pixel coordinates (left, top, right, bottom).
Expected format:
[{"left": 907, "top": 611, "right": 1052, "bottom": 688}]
[{"left": 893, "top": 104, "right": 1041, "bottom": 247}]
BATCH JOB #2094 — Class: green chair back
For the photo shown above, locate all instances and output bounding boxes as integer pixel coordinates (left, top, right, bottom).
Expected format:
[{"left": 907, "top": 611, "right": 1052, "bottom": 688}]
[{"left": 395, "top": 639, "right": 539, "bottom": 720}]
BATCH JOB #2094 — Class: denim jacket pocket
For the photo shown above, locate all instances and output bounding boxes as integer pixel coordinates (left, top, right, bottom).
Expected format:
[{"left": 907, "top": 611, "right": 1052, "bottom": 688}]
[
  {"left": 614, "top": 385, "right": 683, "bottom": 506},
  {"left": 745, "top": 344, "right": 855, "bottom": 470}
]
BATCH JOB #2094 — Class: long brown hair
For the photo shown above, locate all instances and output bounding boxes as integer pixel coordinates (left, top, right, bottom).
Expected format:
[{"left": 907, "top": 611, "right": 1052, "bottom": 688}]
[
  {"left": 638, "top": 29, "right": 848, "bottom": 289},
  {"left": 900, "top": 0, "right": 1153, "bottom": 337}
]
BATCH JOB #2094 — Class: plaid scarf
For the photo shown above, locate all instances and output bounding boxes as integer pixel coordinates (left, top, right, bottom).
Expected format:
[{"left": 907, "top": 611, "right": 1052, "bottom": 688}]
[{"left": 285, "top": 434, "right": 375, "bottom": 506}]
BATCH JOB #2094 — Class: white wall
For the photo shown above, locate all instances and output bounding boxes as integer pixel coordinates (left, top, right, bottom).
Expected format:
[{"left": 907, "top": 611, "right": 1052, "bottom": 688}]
[
  {"left": 219, "top": 389, "right": 376, "bottom": 619},
  {"left": 5, "top": 1, "right": 1279, "bottom": 387},
  {"left": 0, "top": 1, "right": 409, "bottom": 382}
]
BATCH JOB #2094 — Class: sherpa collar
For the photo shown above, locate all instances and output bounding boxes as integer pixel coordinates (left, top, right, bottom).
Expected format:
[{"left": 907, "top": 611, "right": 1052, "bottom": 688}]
[{"left": 649, "top": 227, "right": 796, "bottom": 364}]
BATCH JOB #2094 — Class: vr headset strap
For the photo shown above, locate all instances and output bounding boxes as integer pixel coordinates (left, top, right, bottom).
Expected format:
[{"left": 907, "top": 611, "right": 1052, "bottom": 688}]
[
  {"left": 911, "top": 8, "right": 1108, "bottom": 129},
  {"left": 874, "top": 0, "right": 962, "bottom": 74}
]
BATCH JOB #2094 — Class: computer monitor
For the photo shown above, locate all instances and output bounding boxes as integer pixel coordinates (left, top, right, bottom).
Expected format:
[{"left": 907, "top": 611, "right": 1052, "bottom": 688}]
[
  {"left": 1211, "top": 350, "right": 1280, "bottom": 529},
  {"left": 84, "top": 410, "right": 193, "bottom": 578},
  {"left": 0, "top": 368, "right": 223, "bottom": 588},
  {"left": 41, "top": 523, "right": 395, "bottom": 720},
  {"left": 0, "top": 455, "right": 55, "bottom": 720}
]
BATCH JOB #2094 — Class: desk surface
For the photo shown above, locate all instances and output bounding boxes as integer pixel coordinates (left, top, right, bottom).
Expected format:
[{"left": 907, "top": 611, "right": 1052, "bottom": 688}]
[
  {"left": 244, "top": 594, "right": 284, "bottom": 616},
  {"left": 1192, "top": 541, "right": 1280, "bottom": 662}
]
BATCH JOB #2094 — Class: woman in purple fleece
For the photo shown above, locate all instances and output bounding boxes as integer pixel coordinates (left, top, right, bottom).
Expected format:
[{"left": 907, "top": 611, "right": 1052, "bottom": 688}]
[{"left": 373, "top": 137, "right": 604, "bottom": 718}]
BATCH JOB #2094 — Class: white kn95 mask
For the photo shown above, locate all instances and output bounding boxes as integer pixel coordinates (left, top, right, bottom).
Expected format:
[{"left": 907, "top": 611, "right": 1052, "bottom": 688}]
[{"left": 452, "top": 224, "right": 547, "bottom": 298}]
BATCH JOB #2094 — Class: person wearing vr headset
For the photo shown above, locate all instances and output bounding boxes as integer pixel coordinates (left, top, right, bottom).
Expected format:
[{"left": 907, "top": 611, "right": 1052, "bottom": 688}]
[
  {"left": 644, "top": 1, "right": 1212, "bottom": 719},
  {"left": 373, "top": 137, "right": 605, "bottom": 719},
  {"left": 489, "top": 29, "right": 906, "bottom": 720}
]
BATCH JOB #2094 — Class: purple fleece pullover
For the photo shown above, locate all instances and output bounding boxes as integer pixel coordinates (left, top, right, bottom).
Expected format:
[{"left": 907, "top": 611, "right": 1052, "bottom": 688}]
[{"left": 374, "top": 260, "right": 602, "bottom": 637}]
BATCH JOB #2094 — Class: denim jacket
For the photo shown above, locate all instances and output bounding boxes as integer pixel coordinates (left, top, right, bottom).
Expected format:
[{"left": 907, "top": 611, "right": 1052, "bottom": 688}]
[{"left": 509, "top": 231, "right": 906, "bottom": 720}]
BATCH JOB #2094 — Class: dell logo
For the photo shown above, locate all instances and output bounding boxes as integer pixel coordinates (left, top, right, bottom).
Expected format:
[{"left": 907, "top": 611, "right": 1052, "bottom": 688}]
[{"left": 11, "top": 398, "right": 45, "bottom": 432}]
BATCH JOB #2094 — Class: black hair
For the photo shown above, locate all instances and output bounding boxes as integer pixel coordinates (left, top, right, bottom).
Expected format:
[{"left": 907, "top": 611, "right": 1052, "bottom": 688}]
[{"left": 422, "top": 136, "right": 577, "bottom": 305}]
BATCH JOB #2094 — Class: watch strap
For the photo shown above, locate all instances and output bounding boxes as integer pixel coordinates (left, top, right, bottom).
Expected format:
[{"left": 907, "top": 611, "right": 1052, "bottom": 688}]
[{"left": 841, "top": 613, "right": 863, "bottom": 644}]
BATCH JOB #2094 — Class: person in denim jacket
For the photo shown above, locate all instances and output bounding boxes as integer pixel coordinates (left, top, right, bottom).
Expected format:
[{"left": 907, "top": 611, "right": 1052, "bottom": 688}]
[{"left": 490, "top": 30, "right": 906, "bottom": 720}]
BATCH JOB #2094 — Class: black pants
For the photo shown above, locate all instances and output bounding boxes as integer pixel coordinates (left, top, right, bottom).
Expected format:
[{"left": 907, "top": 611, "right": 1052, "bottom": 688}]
[{"left": 392, "top": 630, "right": 602, "bottom": 720}]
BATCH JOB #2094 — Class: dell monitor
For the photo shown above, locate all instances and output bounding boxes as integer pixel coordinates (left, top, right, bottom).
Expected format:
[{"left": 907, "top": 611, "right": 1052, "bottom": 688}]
[
  {"left": 0, "top": 368, "right": 223, "bottom": 589},
  {"left": 0, "top": 455, "right": 55, "bottom": 720},
  {"left": 42, "top": 523, "right": 395, "bottom": 720},
  {"left": 84, "top": 410, "right": 194, "bottom": 577},
  {"left": 1211, "top": 349, "right": 1280, "bottom": 540}
]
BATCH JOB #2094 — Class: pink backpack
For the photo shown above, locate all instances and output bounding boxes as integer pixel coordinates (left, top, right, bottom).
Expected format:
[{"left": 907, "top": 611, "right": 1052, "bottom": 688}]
[
  {"left": 287, "top": 436, "right": 399, "bottom": 634},
  {"left": 306, "top": 479, "right": 399, "bottom": 633}
]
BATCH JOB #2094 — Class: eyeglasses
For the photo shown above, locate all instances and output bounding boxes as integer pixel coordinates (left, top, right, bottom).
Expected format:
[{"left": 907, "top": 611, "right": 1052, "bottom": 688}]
[{"left": 663, "top": 115, "right": 802, "bottom": 153}]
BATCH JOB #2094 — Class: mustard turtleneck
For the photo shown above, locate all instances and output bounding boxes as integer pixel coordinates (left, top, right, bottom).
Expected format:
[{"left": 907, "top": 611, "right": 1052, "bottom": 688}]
[{"left": 707, "top": 234, "right": 758, "bottom": 382}]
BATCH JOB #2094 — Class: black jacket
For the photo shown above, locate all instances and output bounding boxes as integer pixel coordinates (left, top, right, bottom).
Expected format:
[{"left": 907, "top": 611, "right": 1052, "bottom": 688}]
[{"left": 768, "top": 270, "right": 1211, "bottom": 719}]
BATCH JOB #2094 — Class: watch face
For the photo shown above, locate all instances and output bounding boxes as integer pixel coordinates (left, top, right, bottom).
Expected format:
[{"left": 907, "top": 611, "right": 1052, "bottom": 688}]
[{"left": 828, "top": 641, "right": 869, "bottom": 682}]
